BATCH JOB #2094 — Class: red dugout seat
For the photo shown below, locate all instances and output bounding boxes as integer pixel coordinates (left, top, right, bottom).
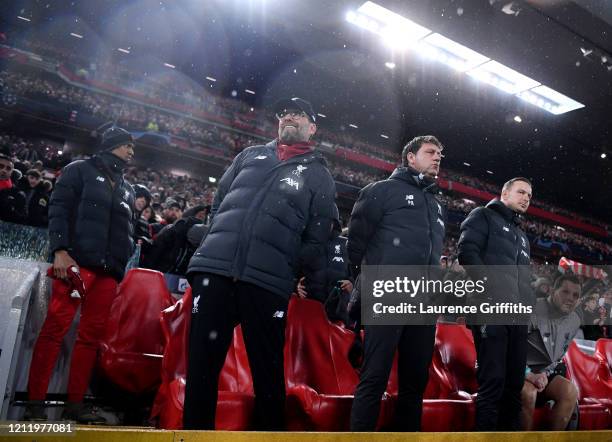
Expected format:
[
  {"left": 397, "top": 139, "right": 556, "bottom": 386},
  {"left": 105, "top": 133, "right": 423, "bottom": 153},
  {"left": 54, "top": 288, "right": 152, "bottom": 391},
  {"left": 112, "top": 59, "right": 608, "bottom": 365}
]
[
  {"left": 150, "top": 288, "right": 255, "bottom": 430},
  {"left": 284, "top": 296, "right": 366, "bottom": 431},
  {"left": 98, "top": 268, "right": 173, "bottom": 393},
  {"left": 564, "top": 340, "right": 612, "bottom": 428},
  {"left": 595, "top": 339, "right": 612, "bottom": 374}
]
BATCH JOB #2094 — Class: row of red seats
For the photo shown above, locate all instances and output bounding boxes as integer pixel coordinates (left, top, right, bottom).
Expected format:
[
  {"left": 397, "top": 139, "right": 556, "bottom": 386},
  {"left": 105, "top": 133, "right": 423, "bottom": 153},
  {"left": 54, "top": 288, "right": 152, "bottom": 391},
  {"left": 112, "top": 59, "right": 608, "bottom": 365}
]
[{"left": 97, "top": 269, "right": 612, "bottom": 431}]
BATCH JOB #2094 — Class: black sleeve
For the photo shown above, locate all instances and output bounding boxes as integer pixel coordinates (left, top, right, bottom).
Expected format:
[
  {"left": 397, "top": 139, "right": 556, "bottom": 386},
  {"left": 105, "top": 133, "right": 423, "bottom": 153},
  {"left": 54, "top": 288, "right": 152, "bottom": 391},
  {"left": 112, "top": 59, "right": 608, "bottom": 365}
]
[
  {"left": 347, "top": 183, "right": 384, "bottom": 275},
  {"left": 298, "top": 169, "right": 337, "bottom": 273},
  {"left": 48, "top": 162, "right": 82, "bottom": 253},
  {"left": 210, "top": 149, "right": 247, "bottom": 222},
  {"left": 457, "top": 206, "right": 488, "bottom": 267},
  {"left": 146, "top": 224, "right": 176, "bottom": 270}
]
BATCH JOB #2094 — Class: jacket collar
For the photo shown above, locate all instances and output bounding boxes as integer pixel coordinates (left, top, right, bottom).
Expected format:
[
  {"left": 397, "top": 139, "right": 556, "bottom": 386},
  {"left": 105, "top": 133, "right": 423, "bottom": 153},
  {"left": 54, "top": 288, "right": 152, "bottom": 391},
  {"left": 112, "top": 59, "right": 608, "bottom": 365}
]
[
  {"left": 267, "top": 139, "right": 326, "bottom": 166},
  {"left": 389, "top": 166, "right": 438, "bottom": 192},
  {"left": 486, "top": 199, "right": 522, "bottom": 225}
]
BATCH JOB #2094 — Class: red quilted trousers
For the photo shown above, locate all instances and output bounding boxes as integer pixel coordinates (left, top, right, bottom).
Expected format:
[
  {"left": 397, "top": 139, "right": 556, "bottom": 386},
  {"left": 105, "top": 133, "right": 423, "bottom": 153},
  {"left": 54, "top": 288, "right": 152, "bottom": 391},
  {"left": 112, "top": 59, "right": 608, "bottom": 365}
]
[{"left": 28, "top": 268, "right": 118, "bottom": 402}]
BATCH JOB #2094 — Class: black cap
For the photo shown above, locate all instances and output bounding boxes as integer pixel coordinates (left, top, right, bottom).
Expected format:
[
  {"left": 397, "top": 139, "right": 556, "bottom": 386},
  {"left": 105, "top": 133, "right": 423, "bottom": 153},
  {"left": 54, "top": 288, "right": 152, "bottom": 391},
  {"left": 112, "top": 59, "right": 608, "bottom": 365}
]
[
  {"left": 133, "top": 184, "right": 152, "bottom": 204},
  {"left": 273, "top": 97, "right": 316, "bottom": 122},
  {"left": 99, "top": 126, "right": 134, "bottom": 152}
]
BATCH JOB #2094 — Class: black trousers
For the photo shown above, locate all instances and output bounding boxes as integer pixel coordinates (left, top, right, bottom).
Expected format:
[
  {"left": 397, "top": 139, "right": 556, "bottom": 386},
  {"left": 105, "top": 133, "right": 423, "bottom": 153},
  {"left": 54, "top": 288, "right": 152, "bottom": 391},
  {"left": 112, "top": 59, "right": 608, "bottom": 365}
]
[
  {"left": 350, "top": 324, "right": 436, "bottom": 431},
  {"left": 471, "top": 324, "right": 528, "bottom": 431},
  {"left": 183, "top": 273, "right": 289, "bottom": 430}
]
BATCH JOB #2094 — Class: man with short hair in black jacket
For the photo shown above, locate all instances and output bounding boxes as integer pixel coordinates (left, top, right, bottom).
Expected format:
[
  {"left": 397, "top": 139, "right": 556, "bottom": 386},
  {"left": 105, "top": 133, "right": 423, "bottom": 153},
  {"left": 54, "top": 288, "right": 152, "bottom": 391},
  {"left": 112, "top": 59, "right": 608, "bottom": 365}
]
[
  {"left": 458, "top": 177, "right": 534, "bottom": 431},
  {"left": 18, "top": 168, "right": 50, "bottom": 227},
  {"left": 24, "top": 125, "right": 136, "bottom": 424},
  {"left": 348, "top": 135, "right": 446, "bottom": 431},
  {"left": 184, "top": 97, "right": 336, "bottom": 430}
]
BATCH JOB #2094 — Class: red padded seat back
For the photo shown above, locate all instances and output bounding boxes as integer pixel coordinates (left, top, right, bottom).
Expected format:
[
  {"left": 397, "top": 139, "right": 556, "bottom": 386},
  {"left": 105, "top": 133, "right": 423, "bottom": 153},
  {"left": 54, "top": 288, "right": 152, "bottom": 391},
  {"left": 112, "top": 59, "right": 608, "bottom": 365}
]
[
  {"left": 564, "top": 340, "right": 612, "bottom": 403},
  {"left": 285, "top": 297, "right": 359, "bottom": 394},
  {"left": 99, "top": 268, "right": 173, "bottom": 392},
  {"left": 433, "top": 323, "right": 478, "bottom": 396}
]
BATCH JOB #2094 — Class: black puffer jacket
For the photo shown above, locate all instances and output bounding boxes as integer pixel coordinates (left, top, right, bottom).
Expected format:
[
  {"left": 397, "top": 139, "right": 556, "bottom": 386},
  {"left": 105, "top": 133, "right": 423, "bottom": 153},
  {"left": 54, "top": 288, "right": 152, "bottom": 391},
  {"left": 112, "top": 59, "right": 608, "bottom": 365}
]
[
  {"left": 48, "top": 153, "right": 135, "bottom": 281},
  {"left": 188, "top": 140, "right": 336, "bottom": 298},
  {"left": 457, "top": 199, "right": 533, "bottom": 305},
  {"left": 306, "top": 231, "right": 351, "bottom": 302},
  {"left": 0, "top": 185, "right": 27, "bottom": 223},
  {"left": 347, "top": 167, "right": 446, "bottom": 269},
  {"left": 18, "top": 179, "right": 49, "bottom": 227}
]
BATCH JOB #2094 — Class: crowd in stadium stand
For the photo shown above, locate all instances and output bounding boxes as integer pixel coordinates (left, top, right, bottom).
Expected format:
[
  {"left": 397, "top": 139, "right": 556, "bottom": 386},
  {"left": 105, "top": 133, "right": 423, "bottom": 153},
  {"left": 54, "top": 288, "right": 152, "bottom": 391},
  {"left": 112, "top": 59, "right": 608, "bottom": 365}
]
[{"left": 1, "top": 40, "right": 611, "bottom": 262}]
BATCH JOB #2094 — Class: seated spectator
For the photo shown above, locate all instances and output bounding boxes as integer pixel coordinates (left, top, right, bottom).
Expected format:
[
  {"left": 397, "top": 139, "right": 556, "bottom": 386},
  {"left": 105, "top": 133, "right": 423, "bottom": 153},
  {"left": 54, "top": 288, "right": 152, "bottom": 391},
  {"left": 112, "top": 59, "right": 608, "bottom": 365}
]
[
  {"left": 151, "top": 199, "right": 182, "bottom": 237},
  {"left": 132, "top": 184, "right": 152, "bottom": 242},
  {"left": 578, "top": 291, "right": 608, "bottom": 340},
  {"left": 17, "top": 169, "right": 50, "bottom": 227},
  {"left": 521, "top": 274, "right": 581, "bottom": 430},
  {"left": 533, "top": 277, "right": 552, "bottom": 299},
  {"left": 143, "top": 205, "right": 208, "bottom": 275},
  {"left": 0, "top": 154, "right": 27, "bottom": 223}
]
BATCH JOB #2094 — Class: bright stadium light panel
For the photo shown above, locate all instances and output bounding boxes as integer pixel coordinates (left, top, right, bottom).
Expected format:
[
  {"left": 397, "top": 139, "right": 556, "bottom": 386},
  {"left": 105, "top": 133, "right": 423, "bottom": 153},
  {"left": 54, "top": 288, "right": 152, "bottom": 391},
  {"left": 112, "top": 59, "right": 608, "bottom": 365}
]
[
  {"left": 467, "top": 60, "right": 540, "bottom": 94},
  {"left": 346, "top": 1, "right": 431, "bottom": 50},
  {"left": 346, "top": 1, "right": 585, "bottom": 114},
  {"left": 418, "top": 33, "right": 489, "bottom": 72},
  {"left": 516, "top": 85, "right": 585, "bottom": 115}
]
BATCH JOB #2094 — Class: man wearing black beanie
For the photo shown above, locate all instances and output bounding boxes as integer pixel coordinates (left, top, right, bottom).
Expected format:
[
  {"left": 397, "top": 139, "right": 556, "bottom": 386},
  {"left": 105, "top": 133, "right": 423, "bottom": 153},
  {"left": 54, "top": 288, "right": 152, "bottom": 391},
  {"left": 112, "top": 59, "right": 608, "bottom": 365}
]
[{"left": 23, "top": 125, "right": 136, "bottom": 424}]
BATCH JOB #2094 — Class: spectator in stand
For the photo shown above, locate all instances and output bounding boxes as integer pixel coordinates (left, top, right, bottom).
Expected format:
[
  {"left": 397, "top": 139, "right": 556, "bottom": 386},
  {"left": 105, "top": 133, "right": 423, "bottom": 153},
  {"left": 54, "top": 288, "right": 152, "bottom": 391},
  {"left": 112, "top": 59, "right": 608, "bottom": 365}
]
[
  {"left": 23, "top": 125, "right": 136, "bottom": 424},
  {"left": 578, "top": 291, "right": 608, "bottom": 340},
  {"left": 132, "top": 184, "right": 152, "bottom": 241},
  {"left": 17, "top": 169, "right": 50, "bottom": 227},
  {"left": 0, "top": 153, "right": 27, "bottom": 223},
  {"left": 151, "top": 199, "right": 182, "bottom": 237},
  {"left": 143, "top": 205, "right": 207, "bottom": 275},
  {"left": 533, "top": 277, "right": 552, "bottom": 300}
]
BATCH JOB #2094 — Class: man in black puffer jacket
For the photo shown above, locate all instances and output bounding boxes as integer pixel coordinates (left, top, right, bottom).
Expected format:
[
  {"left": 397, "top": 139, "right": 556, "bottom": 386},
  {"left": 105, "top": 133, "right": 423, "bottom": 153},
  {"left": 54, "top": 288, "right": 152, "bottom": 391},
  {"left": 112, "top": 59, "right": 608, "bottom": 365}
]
[
  {"left": 458, "top": 177, "right": 533, "bottom": 431},
  {"left": 184, "top": 97, "right": 336, "bottom": 430},
  {"left": 348, "top": 135, "right": 446, "bottom": 432},
  {"left": 24, "top": 125, "right": 135, "bottom": 425}
]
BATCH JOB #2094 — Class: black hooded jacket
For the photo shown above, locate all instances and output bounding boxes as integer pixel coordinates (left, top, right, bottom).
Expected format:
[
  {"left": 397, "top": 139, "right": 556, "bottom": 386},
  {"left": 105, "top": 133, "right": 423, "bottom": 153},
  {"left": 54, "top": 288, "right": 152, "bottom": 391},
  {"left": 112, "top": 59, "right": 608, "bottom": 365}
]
[
  {"left": 187, "top": 140, "right": 336, "bottom": 298},
  {"left": 347, "top": 166, "right": 446, "bottom": 270},
  {"left": 458, "top": 199, "right": 533, "bottom": 305},
  {"left": 48, "top": 152, "right": 135, "bottom": 280}
]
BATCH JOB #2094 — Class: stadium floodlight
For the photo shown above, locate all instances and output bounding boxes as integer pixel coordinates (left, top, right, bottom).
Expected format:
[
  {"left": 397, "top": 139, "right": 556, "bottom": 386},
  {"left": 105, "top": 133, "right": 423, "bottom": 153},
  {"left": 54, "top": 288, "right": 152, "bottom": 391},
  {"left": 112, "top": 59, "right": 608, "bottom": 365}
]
[
  {"left": 245, "top": 89, "right": 256, "bottom": 95},
  {"left": 117, "top": 48, "right": 130, "bottom": 54},
  {"left": 516, "top": 85, "right": 585, "bottom": 115},
  {"left": 209, "top": 177, "right": 217, "bottom": 183},
  {"left": 17, "top": 16, "right": 31, "bottom": 22},
  {"left": 346, "top": 1, "right": 431, "bottom": 50},
  {"left": 70, "top": 33, "right": 83, "bottom": 39},
  {"left": 317, "top": 113, "right": 327, "bottom": 118},
  {"left": 163, "top": 62, "right": 176, "bottom": 69},
  {"left": 380, "top": 134, "right": 389, "bottom": 139},
  {"left": 385, "top": 61, "right": 396, "bottom": 69},
  {"left": 418, "top": 33, "right": 489, "bottom": 72},
  {"left": 467, "top": 60, "right": 540, "bottom": 94},
  {"left": 349, "top": 123, "right": 359, "bottom": 128},
  {"left": 205, "top": 76, "right": 217, "bottom": 82}
]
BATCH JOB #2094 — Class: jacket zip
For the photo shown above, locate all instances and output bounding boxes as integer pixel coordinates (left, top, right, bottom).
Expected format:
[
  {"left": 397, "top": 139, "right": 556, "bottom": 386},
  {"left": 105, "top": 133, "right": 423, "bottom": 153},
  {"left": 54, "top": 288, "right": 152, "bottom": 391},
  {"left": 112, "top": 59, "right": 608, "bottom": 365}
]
[{"left": 229, "top": 149, "right": 320, "bottom": 279}]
